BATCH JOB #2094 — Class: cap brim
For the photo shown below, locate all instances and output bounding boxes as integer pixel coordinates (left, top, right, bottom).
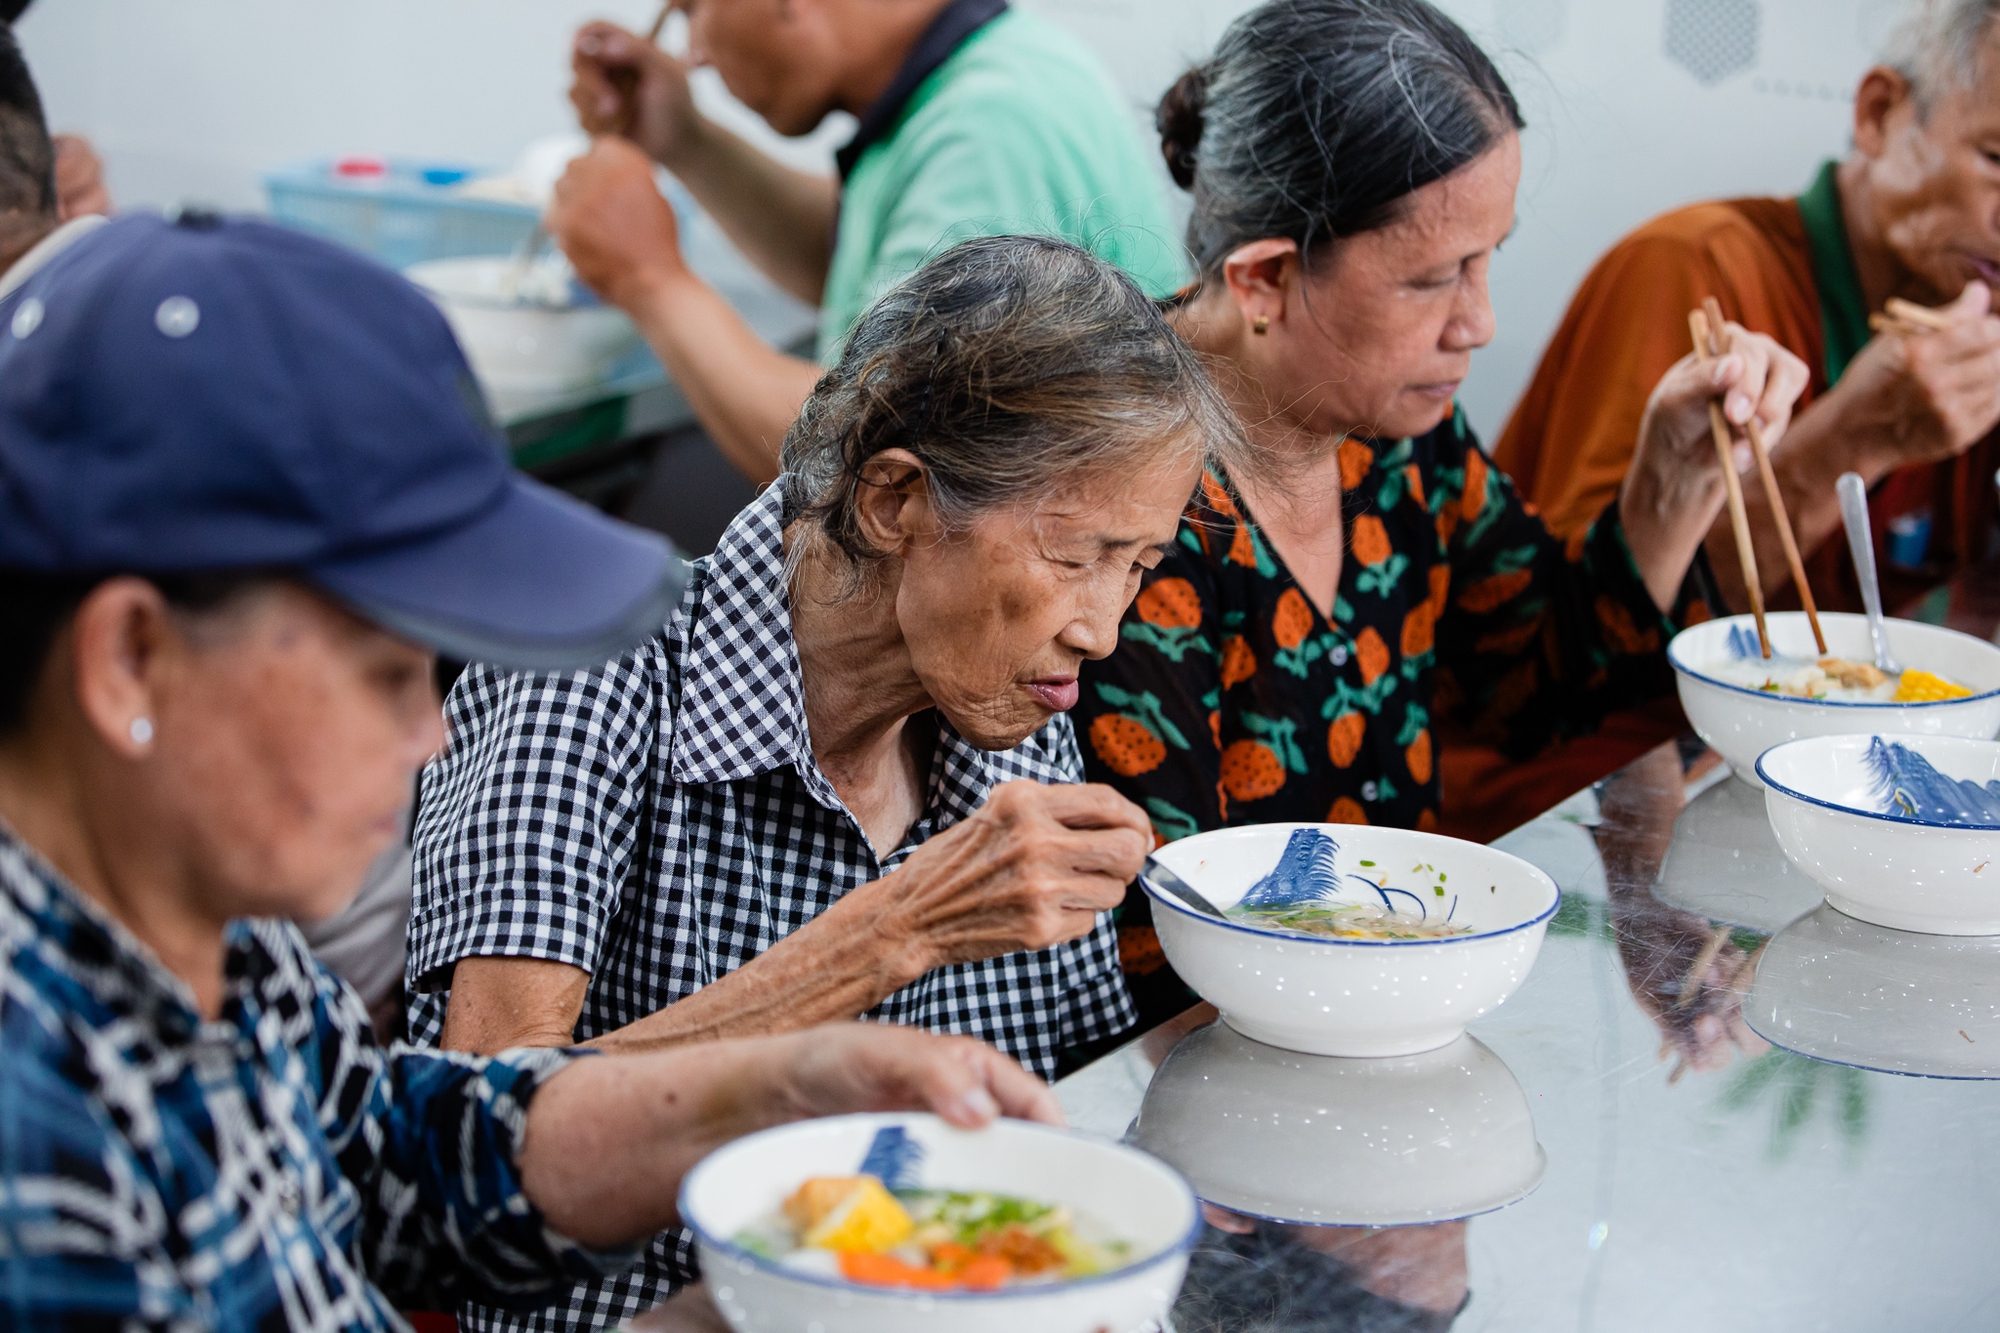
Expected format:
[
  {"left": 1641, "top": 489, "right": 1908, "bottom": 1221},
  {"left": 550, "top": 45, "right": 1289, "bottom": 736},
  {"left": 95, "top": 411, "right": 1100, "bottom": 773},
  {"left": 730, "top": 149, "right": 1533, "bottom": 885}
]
[{"left": 309, "top": 475, "right": 689, "bottom": 671}]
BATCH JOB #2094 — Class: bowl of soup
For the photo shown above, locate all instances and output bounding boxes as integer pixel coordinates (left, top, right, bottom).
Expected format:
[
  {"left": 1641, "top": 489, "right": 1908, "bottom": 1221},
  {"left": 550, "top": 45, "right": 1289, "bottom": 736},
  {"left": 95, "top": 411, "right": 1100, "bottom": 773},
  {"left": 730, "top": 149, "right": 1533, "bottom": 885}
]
[
  {"left": 1668, "top": 612, "right": 2000, "bottom": 789},
  {"left": 1757, "top": 733, "right": 2000, "bottom": 935},
  {"left": 1141, "top": 823, "right": 1559, "bottom": 1058},
  {"left": 680, "top": 1113, "right": 1200, "bottom": 1333}
]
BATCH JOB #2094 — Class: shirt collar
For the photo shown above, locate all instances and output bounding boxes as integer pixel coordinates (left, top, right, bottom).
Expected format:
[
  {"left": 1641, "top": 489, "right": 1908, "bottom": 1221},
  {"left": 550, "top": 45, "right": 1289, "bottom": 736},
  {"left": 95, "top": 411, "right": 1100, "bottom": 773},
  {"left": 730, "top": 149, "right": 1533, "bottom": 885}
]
[
  {"left": 0, "top": 818, "right": 208, "bottom": 1042},
  {"left": 1798, "top": 160, "right": 1870, "bottom": 388},
  {"left": 671, "top": 482, "right": 823, "bottom": 790},
  {"left": 668, "top": 482, "right": 1003, "bottom": 830},
  {"left": 833, "top": 0, "right": 1008, "bottom": 181},
  {"left": 0, "top": 213, "right": 109, "bottom": 304}
]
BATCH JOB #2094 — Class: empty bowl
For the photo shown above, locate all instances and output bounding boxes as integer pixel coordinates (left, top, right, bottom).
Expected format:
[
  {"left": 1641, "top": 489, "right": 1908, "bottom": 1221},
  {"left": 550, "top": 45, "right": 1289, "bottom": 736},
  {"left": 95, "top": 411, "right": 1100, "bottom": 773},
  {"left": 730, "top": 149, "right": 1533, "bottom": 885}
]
[
  {"left": 1758, "top": 733, "right": 2000, "bottom": 935},
  {"left": 1143, "top": 823, "right": 1559, "bottom": 1057},
  {"left": 1668, "top": 612, "right": 2000, "bottom": 789},
  {"left": 1130, "top": 1020, "right": 1545, "bottom": 1225},
  {"left": 679, "top": 1112, "right": 1200, "bottom": 1333}
]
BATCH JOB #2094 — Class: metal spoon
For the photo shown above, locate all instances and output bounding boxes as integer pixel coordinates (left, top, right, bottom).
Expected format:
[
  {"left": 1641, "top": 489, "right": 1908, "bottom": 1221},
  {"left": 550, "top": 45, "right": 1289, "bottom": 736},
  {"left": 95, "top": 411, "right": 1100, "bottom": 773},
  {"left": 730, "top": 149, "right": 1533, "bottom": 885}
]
[
  {"left": 1139, "top": 856, "right": 1229, "bottom": 921},
  {"left": 1836, "top": 471, "right": 1903, "bottom": 676}
]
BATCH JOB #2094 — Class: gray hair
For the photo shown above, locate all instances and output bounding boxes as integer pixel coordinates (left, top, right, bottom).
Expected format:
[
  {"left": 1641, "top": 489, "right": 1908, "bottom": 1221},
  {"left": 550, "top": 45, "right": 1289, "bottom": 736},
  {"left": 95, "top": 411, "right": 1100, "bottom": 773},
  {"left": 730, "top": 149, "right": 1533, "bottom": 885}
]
[
  {"left": 1158, "top": 0, "right": 1524, "bottom": 275},
  {"left": 779, "top": 234, "right": 1240, "bottom": 591},
  {"left": 1880, "top": 0, "right": 2000, "bottom": 110}
]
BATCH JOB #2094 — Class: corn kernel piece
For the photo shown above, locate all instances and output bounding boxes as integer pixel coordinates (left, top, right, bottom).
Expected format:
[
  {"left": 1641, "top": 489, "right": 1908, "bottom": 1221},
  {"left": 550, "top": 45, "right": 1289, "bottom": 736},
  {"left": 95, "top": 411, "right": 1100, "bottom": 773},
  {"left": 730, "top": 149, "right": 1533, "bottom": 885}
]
[
  {"left": 1894, "top": 670, "right": 1973, "bottom": 703},
  {"left": 802, "top": 1177, "right": 914, "bottom": 1254}
]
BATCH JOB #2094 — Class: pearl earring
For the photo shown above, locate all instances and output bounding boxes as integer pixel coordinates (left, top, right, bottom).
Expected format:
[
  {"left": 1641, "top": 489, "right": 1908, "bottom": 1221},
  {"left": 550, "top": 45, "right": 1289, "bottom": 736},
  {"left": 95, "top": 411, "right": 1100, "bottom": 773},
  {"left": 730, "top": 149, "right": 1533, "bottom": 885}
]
[{"left": 129, "top": 717, "right": 154, "bottom": 746}]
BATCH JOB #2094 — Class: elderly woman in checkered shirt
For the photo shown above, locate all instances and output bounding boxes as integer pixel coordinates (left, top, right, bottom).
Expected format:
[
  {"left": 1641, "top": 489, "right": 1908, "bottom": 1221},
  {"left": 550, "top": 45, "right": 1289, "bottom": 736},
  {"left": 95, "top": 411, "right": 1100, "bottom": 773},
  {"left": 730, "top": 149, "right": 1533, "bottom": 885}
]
[{"left": 408, "top": 236, "right": 1240, "bottom": 1331}]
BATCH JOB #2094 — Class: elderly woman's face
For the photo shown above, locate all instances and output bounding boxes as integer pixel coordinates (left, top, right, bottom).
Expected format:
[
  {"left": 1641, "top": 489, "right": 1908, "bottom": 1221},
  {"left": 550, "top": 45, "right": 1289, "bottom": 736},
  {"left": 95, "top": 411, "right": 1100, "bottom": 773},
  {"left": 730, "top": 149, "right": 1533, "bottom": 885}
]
[
  {"left": 893, "top": 450, "right": 1202, "bottom": 749},
  {"left": 1276, "top": 133, "right": 1520, "bottom": 441},
  {"left": 133, "top": 584, "right": 442, "bottom": 923}
]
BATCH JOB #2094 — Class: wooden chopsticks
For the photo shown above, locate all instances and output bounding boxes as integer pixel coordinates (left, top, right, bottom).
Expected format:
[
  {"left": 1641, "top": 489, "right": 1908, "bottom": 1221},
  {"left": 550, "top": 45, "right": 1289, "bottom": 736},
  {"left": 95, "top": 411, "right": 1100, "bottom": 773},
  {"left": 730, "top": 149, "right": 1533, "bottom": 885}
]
[
  {"left": 1701, "top": 298, "right": 1825, "bottom": 655},
  {"left": 1688, "top": 308, "right": 1770, "bottom": 657}
]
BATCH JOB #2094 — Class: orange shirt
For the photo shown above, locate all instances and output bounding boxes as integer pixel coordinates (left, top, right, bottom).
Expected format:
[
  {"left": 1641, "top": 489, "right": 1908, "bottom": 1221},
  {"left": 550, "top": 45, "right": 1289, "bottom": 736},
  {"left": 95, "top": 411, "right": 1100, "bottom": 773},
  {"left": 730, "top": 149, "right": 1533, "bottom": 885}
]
[{"left": 1494, "top": 196, "right": 1823, "bottom": 541}]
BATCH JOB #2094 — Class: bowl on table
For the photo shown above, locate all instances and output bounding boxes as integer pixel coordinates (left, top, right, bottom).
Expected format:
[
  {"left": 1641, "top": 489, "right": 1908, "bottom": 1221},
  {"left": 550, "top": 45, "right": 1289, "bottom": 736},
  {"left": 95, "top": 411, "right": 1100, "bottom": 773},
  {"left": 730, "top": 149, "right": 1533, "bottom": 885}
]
[
  {"left": 679, "top": 1112, "right": 1200, "bottom": 1333},
  {"left": 1142, "top": 823, "right": 1559, "bottom": 1058},
  {"left": 1130, "top": 1020, "right": 1545, "bottom": 1226},
  {"left": 1757, "top": 734, "right": 2000, "bottom": 935},
  {"left": 1668, "top": 612, "right": 2000, "bottom": 790},
  {"left": 405, "top": 254, "right": 643, "bottom": 396}
]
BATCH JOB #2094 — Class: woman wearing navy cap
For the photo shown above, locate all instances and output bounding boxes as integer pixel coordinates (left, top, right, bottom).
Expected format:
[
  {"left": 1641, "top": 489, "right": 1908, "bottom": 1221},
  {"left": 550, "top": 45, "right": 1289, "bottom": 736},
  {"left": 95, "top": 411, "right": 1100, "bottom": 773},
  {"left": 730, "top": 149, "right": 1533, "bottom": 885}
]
[{"left": 0, "top": 212, "right": 1058, "bottom": 1331}]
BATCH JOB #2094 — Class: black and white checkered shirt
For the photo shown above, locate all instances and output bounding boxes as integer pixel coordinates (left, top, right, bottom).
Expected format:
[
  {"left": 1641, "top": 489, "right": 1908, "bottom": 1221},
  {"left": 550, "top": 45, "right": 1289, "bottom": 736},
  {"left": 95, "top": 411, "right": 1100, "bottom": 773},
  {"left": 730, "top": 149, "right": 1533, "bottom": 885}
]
[{"left": 406, "top": 483, "right": 1135, "bottom": 1333}]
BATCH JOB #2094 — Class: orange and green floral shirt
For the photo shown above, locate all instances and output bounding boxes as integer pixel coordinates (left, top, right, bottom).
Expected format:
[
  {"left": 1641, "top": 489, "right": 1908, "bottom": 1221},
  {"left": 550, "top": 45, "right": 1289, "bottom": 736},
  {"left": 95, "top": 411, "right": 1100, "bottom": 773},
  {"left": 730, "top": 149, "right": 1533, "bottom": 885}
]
[{"left": 1077, "top": 408, "right": 1678, "bottom": 843}]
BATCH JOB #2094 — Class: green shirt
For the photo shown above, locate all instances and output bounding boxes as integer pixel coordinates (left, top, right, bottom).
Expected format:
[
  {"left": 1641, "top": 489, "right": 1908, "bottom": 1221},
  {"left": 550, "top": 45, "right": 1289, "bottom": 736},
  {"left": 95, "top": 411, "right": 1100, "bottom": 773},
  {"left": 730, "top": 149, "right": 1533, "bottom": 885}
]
[
  {"left": 1797, "top": 159, "right": 1871, "bottom": 387},
  {"left": 818, "top": 9, "right": 1188, "bottom": 363}
]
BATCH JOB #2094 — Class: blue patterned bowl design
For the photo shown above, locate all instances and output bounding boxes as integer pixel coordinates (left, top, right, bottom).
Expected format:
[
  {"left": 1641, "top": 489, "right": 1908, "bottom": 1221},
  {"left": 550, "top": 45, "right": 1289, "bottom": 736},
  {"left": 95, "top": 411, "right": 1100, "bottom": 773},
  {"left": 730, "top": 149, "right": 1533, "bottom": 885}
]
[
  {"left": 1758, "top": 734, "right": 2000, "bottom": 935},
  {"left": 1237, "top": 828, "right": 1462, "bottom": 926}
]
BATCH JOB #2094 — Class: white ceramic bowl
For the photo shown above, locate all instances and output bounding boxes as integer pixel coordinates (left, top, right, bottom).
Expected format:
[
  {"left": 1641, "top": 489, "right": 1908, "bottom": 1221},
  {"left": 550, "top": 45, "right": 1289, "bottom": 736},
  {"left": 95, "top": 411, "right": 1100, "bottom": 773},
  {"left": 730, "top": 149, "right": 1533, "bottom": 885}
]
[
  {"left": 680, "top": 1112, "right": 1199, "bottom": 1333},
  {"left": 1668, "top": 612, "right": 2000, "bottom": 789},
  {"left": 1130, "top": 1020, "right": 1545, "bottom": 1225},
  {"left": 1757, "top": 733, "right": 2000, "bottom": 935},
  {"left": 1145, "top": 823, "right": 1559, "bottom": 1057},
  {"left": 405, "top": 255, "right": 642, "bottom": 394}
]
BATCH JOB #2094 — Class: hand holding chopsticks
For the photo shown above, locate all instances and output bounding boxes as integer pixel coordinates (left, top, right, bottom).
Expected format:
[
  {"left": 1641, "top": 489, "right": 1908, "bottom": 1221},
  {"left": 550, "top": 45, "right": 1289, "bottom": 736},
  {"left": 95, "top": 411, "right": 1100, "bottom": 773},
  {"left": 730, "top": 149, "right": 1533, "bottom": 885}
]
[{"left": 1618, "top": 311, "right": 1808, "bottom": 620}]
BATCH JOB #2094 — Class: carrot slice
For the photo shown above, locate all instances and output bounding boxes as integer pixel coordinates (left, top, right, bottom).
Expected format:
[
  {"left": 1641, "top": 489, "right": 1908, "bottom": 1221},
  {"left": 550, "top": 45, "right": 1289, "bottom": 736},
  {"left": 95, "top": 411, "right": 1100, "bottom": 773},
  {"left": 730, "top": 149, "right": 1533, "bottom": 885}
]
[
  {"left": 956, "top": 1256, "right": 1013, "bottom": 1291},
  {"left": 837, "top": 1252, "right": 957, "bottom": 1290}
]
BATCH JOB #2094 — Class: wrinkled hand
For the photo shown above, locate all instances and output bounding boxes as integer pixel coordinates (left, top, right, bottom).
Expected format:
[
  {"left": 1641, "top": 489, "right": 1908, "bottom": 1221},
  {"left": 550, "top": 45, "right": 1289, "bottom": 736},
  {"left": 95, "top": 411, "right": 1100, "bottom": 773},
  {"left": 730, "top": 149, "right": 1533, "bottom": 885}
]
[
  {"left": 1635, "top": 320, "right": 1812, "bottom": 495},
  {"left": 53, "top": 134, "right": 111, "bottom": 220},
  {"left": 1841, "top": 281, "right": 2000, "bottom": 469},
  {"left": 759, "top": 1022, "right": 1065, "bottom": 1129},
  {"left": 876, "top": 781, "right": 1152, "bottom": 973},
  {"left": 548, "top": 136, "right": 687, "bottom": 311},
  {"left": 570, "top": 20, "right": 700, "bottom": 166}
]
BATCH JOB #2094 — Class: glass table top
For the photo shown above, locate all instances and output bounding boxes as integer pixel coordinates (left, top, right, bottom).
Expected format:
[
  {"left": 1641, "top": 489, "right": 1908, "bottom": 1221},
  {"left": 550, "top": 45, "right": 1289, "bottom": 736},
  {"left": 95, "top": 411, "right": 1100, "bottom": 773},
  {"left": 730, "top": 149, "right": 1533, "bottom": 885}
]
[
  {"left": 632, "top": 564, "right": 2000, "bottom": 1331},
  {"left": 1055, "top": 738, "right": 2000, "bottom": 1331}
]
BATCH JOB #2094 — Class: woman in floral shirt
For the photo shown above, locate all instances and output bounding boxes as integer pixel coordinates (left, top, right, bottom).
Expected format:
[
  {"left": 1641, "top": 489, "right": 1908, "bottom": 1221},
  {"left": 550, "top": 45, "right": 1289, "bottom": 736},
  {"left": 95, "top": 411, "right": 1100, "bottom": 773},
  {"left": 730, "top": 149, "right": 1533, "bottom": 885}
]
[{"left": 1076, "top": 0, "right": 1807, "bottom": 1016}]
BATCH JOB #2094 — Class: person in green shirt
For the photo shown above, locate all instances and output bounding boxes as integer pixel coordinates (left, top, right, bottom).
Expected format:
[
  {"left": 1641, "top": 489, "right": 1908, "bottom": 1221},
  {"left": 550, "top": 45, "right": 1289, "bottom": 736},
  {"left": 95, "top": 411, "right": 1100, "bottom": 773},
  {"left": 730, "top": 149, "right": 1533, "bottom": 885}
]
[{"left": 553, "top": 0, "right": 1185, "bottom": 484}]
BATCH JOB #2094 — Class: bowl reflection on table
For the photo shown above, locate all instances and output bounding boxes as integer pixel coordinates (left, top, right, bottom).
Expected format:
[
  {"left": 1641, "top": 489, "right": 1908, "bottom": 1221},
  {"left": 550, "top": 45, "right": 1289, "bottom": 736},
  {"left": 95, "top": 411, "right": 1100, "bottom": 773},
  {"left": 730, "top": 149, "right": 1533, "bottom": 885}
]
[
  {"left": 1744, "top": 902, "right": 2000, "bottom": 1078},
  {"left": 1667, "top": 612, "right": 2000, "bottom": 791},
  {"left": 1655, "top": 770, "right": 1822, "bottom": 933},
  {"left": 1130, "top": 1020, "right": 1545, "bottom": 1227},
  {"left": 1759, "top": 734, "right": 2000, "bottom": 936},
  {"left": 678, "top": 1112, "right": 1199, "bottom": 1333},
  {"left": 1145, "top": 824, "right": 1558, "bottom": 1057}
]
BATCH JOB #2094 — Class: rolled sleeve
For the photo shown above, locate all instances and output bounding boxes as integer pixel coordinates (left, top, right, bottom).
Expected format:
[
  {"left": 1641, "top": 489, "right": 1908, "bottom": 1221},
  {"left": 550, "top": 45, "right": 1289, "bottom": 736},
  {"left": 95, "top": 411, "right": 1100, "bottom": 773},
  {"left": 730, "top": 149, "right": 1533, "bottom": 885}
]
[
  {"left": 409, "top": 653, "right": 660, "bottom": 995},
  {"left": 355, "top": 1044, "right": 642, "bottom": 1310}
]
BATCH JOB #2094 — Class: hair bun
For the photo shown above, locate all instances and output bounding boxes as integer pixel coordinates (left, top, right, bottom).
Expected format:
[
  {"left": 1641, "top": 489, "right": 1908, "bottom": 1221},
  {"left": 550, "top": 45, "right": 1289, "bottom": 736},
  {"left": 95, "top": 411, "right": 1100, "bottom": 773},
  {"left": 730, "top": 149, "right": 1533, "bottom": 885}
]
[{"left": 1155, "top": 65, "right": 1208, "bottom": 191}]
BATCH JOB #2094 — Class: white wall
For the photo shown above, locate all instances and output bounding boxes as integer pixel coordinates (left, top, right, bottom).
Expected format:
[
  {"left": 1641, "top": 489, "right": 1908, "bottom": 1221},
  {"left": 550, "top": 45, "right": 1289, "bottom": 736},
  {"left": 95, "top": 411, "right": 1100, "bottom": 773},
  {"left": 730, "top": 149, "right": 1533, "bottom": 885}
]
[{"left": 17, "top": 0, "right": 1901, "bottom": 438}]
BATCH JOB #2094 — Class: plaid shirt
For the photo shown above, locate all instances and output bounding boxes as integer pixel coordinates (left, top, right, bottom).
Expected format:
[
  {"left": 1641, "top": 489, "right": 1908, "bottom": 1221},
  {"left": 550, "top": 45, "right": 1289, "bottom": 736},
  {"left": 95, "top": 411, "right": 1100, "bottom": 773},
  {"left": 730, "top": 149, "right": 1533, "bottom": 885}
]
[
  {"left": 407, "top": 482, "right": 1135, "bottom": 1332},
  {"left": 0, "top": 823, "right": 632, "bottom": 1333}
]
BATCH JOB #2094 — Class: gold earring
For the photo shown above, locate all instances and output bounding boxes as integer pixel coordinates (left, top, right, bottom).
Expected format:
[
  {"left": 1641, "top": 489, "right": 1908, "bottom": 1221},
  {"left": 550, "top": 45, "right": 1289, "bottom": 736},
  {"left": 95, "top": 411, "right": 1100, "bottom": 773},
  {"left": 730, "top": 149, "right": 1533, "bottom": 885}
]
[{"left": 1252, "top": 316, "right": 1269, "bottom": 335}]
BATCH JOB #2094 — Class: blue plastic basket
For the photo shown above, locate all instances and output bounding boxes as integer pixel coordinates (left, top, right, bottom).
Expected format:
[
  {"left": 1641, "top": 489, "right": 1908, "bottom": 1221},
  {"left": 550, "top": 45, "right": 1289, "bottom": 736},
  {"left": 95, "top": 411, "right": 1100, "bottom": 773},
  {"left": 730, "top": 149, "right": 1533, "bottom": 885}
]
[{"left": 264, "top": 158, "right": 541, "bottom": 270}]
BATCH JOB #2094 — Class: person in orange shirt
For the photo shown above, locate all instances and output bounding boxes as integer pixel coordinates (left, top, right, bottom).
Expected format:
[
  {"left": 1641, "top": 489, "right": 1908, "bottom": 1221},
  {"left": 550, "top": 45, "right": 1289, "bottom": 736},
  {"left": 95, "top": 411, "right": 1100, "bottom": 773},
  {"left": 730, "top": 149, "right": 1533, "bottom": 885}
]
[{"left": 1446, "top": 0, "right": 2000, "bottom": 840}]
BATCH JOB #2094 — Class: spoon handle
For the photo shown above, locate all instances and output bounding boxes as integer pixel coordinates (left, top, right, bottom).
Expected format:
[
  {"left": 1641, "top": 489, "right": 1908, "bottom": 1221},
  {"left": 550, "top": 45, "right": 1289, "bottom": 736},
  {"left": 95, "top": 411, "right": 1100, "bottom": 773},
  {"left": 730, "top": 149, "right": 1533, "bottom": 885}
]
[
  {"left": 1837, "top": 471, "right": 1899, "bottom": 675},
  {"left": 1140, "top": 856, "right": 1229, "bottom": 921}
]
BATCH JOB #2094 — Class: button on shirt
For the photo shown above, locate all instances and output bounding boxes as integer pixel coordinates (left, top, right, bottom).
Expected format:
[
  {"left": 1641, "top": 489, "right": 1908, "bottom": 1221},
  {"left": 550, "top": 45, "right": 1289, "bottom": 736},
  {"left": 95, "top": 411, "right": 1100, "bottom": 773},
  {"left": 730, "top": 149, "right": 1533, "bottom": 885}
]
[
  {"left": 406, "top": 481, "right": 1135, "bottom": 1333},
  {"left": 0, "top": 824, "right": 629, "bottom": 1332}
]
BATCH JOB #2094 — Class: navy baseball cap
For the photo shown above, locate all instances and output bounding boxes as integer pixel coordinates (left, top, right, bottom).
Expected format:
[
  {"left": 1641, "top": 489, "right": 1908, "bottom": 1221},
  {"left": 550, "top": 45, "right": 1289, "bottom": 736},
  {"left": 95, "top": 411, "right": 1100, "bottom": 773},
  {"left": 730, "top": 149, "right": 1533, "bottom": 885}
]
[{"left": 0, "top": 212, "right": 686, "bottom": 669}]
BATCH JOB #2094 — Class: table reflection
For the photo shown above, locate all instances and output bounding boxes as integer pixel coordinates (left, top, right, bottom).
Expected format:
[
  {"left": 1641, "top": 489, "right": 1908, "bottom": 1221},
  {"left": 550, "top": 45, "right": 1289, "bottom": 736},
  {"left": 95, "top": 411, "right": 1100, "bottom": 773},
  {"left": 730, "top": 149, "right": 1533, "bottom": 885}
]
[
  {"left": 1131, "top": 1022, "right": 1542, "bottom": 1227},
  {"left": 1746, "top": 900, "right": 2000, "bottom": 1078},
  {"left": 1172, "top": 1213, "right": 1468, "bottom": 1333},
  {"left": 1593, "top": 743, "right": 1773, "bottom": 1081}
]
